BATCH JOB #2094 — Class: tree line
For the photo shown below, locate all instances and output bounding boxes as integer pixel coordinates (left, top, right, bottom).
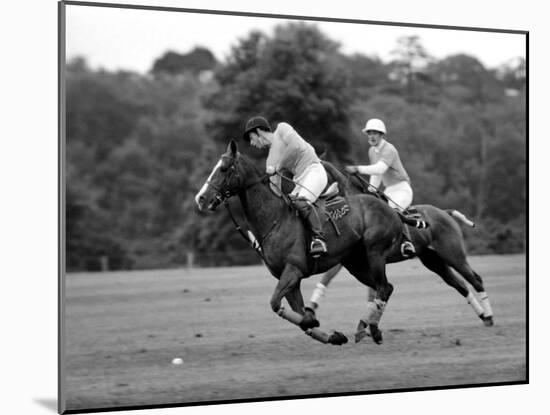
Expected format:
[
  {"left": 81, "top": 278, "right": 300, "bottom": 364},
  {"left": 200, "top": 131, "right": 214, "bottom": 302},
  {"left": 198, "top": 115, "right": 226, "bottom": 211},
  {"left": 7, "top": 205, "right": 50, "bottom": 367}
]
[{"left": 65, "top": 23, "right": 526, "bottom": 271}]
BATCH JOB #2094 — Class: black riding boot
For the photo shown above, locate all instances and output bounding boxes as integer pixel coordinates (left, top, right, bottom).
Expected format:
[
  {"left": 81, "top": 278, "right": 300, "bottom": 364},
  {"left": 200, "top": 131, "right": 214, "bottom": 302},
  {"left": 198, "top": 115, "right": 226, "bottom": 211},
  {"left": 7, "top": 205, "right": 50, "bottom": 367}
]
[
  {"left": 394, "top": 208, "right": 417, "bottom": 258},
  {"left": 292, "top": 197, "right": 328, "bottom": 257}
]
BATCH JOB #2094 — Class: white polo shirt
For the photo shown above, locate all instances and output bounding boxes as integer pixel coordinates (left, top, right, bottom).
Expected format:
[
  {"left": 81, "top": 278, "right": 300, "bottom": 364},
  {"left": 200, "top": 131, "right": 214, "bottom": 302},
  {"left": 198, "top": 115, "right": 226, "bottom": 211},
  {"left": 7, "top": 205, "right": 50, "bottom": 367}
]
[{"left": 368, "top": 139, "right": 410, "bottom": 187}]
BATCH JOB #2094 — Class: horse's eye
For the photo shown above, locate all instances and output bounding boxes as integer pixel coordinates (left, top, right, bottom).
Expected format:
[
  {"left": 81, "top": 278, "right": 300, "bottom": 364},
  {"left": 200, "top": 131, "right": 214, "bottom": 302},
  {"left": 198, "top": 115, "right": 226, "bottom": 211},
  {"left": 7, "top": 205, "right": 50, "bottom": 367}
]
[{"left": 220, "top": 164, "right": 234, "bottom": 173}]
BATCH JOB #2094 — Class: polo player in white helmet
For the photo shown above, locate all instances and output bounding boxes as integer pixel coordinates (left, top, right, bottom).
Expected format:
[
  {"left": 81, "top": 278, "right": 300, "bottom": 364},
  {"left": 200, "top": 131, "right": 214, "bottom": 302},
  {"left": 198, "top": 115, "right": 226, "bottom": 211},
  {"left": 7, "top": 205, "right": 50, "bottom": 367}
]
[{"left": 345, "top": 118, "right": 416, "bottom": 257}]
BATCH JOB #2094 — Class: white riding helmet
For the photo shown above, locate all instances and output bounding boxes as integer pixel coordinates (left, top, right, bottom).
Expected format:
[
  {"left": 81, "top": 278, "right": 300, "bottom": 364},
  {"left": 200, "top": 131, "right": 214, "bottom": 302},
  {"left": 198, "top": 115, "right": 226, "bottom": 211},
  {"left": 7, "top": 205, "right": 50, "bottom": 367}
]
[{"left": 362, "top": 118, "right": 387, "bottom": 135}]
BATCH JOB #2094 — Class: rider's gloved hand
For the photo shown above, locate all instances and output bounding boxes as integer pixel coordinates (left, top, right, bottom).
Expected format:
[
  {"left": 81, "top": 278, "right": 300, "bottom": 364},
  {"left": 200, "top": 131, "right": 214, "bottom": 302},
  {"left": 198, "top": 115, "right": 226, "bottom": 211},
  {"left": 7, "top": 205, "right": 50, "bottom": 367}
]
[
  {"left": 266, "top": 165, "right": 277, "bottom": 175},
  {"left": 344, "top": 165, "right": 358, "bottom": 174}
]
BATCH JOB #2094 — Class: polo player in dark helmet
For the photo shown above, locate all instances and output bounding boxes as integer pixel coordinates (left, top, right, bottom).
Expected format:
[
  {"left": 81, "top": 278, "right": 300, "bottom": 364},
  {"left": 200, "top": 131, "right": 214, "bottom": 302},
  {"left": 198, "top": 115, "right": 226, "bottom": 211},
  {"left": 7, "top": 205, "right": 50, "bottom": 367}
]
[{"left": 243, "top": 116, "right": 329, "bottom": 257}]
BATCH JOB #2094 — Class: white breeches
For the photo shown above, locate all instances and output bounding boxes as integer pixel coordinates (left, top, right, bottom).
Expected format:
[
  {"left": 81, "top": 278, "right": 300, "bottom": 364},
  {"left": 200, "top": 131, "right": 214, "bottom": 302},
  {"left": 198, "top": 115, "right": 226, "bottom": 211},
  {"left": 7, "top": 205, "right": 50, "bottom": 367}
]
[
  {"left": 384, "top": 181, "right": 413, "bottom": 211},
  {"left": 291, "top": 163, "right": 328, "bottom": 203}
]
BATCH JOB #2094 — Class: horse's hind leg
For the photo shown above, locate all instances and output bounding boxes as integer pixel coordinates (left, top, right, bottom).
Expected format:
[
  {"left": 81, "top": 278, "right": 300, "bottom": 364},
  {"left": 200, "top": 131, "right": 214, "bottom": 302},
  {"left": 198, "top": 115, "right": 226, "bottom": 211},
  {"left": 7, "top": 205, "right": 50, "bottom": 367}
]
[
  {"left": 447, "top": 259, "right": 494, "bottom": 326},
  {"left": 306, "top": 264, "right": 342, "bottom": 312},
  {"left": 433, "top": 230, "right": 494, "bottom": 325},
  {"left": 347, "top": 254, "right": 393, "bottom": 345},
  {"left": 301, "top": 265, "right": 343, "bottom": 332},
  {"left": 418, "top": 249, "right": 487, "bottom": 322}
]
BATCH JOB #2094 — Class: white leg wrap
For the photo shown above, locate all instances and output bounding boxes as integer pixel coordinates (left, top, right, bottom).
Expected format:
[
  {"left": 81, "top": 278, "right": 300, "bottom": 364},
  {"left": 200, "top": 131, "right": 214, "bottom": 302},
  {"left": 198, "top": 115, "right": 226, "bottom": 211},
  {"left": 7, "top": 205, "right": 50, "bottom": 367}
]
[
  {"left": 466, "top": 291, "right": 484, "bottom": 317},
  {"left": 366, "top": 287, "right": 376, "bottom": 302},
  {"left": 360, "top": 300, "right": 386, "bottom": 325},
  {"left": 308, "top": 282, "right": 327, "bottom": 309},
  {"left": 479, "top": 291, "right": 493, "bottom": 317}
]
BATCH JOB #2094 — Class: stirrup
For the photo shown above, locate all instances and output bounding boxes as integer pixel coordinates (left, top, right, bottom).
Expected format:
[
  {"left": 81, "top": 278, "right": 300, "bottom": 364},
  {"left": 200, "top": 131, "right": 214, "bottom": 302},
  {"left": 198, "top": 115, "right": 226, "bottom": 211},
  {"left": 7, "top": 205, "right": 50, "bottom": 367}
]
[
  {"left": 401, "top": 241, "right": 416, "bottom": 258},
  {"left": 413, "top": 219, "right": 429, "bottom": 229},
  {"left": 310, "top": 238, "right": 328, "bottom": 257},
  {"left": 402, "top": 208, "right": 429, "bottom": 229}
]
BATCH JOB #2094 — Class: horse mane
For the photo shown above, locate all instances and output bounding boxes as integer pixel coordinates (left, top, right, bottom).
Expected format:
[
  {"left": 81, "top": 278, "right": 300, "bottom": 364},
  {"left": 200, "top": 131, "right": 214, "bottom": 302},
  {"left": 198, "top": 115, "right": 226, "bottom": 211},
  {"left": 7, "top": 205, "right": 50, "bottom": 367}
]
[
  {"left": 237, "top": 152, "right": 292, "bottom": 207},
  {"left": 238, "top": 152, "right": 374, "bottom": 204},
  {"left": 321, "top": 160, "right": 363, "bottom": 194}
]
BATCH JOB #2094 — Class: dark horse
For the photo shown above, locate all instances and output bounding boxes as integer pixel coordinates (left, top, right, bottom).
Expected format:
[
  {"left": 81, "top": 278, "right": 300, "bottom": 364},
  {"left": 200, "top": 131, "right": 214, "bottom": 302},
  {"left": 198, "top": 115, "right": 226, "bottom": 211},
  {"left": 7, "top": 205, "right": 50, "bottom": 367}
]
[
  {"left": 195, "top": 140, "right": 408, "bottom": 345},
  {"left": 304, "top": 162, "right": 494, "bottom": 342}
]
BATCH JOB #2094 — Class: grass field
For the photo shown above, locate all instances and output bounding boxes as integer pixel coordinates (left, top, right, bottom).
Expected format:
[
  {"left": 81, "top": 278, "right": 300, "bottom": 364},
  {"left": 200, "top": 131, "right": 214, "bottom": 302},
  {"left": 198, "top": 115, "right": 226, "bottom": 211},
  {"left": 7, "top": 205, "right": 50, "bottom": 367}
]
[{"left": 62, "top": 254, "right": 526, "bottom": 412}]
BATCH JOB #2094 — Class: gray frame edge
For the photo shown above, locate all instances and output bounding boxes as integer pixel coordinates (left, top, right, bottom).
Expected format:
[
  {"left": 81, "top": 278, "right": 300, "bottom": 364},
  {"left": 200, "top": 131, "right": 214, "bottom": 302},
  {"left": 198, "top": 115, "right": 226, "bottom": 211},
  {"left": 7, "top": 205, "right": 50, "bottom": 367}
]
[
  {"left": 63, "top": 0, "right": 527, "bottom": 34},
  {"left": 58, "top": 1, "right": 67, "bottom": 414}
]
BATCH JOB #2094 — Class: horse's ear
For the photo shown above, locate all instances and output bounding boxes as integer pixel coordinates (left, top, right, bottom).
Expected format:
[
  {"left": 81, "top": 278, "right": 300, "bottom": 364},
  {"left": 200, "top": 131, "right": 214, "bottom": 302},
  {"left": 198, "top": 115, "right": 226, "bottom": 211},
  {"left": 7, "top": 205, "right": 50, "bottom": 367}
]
[{"left": 228, "top": 139, "right": 238, "bottom": 156}]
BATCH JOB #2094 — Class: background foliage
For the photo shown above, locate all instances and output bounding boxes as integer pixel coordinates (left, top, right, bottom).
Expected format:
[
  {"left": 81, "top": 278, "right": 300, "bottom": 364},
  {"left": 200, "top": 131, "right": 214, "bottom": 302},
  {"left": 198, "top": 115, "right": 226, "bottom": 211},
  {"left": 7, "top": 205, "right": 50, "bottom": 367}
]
[{"left": 65, "top": 24, "right": 526, "bottom": 271}]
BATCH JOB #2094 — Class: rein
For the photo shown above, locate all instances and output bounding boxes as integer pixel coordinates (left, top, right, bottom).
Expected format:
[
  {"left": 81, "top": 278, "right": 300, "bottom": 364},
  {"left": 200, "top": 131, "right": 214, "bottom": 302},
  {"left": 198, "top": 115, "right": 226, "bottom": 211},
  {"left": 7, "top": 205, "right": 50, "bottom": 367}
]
[
  {"left": 223, "top": 199, "right": 280, "bottom": 274},
  {"left": 274, "top": 172, "right": 318, "bottom": 200},
  {"left": 344, "top": 170, "right": 425, "bottom": 227},
  {"left": 348, "top": 172, "right": 408, "bottom": 211},
  {"left": 208, "top": 158, "right": 279, "bottom": 264},
  {"left": 223, "top": 196, "right": 278, "bottom": 257},
  {"left": 345, "top": 171, "right": 391, "bottom": 203}
]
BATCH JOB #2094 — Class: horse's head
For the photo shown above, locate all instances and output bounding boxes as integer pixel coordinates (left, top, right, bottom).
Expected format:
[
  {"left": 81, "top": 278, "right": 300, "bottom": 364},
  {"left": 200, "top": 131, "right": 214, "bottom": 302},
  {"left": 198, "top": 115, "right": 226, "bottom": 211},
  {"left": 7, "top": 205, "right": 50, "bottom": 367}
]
[{"left": 195, "top": 140, "right": 245, "bottom": 212}]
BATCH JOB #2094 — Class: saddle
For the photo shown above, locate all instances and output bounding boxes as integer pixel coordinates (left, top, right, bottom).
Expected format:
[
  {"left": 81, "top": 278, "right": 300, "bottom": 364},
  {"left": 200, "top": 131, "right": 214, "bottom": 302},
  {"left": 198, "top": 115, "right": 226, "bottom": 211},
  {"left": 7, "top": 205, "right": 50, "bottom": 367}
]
[
  {"left": 286, "top": 181, "right": 351, "bottom": 239},
  {"left": 316, "top": 182, "right": 350, "bottom": 235},
  {"left": 319, "top": 182, "right": 340, "bottom": 200},
  {"left": 403, "top": 206, "right": 422, "bottom": 220},
  {"left": 318, "top": 181, "right": 426, "bottom": 231}
]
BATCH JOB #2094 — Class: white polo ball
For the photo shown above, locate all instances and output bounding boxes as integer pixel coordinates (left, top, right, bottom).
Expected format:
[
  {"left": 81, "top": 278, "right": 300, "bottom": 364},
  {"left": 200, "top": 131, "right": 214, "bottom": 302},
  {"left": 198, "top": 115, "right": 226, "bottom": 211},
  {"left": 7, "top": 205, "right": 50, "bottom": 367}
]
[{"left": 172, "top": 357, "right": 183, "bottom": 365}]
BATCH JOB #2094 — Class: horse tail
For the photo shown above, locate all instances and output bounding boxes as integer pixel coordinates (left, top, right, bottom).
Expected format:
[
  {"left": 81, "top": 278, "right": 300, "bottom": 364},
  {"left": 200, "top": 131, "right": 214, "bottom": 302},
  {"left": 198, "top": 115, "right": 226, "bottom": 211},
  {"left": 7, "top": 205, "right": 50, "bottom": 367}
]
[{"left": 446, "top": 209, "right": 475, "bottom": 228}]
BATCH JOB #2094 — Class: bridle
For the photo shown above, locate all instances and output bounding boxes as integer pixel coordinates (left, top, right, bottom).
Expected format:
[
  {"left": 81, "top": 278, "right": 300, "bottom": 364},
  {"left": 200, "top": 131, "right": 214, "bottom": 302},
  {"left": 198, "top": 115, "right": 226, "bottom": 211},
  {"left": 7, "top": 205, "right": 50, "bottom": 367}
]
[
  {"left": 203, "top": 154, "right": 276, "bottom": 267},
  {"left": 203, "top": 154, "right": 242, "bottom": 205},
  {"left": 205, "top": 154, "right": 273, "bottom": 201}
]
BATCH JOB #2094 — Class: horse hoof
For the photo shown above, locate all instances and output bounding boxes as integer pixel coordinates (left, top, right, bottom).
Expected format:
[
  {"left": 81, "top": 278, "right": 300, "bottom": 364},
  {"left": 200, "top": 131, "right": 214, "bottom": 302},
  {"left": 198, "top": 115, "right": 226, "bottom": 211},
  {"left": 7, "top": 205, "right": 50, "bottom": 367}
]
[
  {"left": 481, "top": 315, "right": 494, "bottom": 327},
  {"left": 328, "top": 331, "right": 348, "bottom": 345},
  {"left": 299, "top": 309, "right": 320, "bottom": 331},
  {"left": 354, "top": 329, "right": 370, "bottom": 343},
  {"left": 369, "top": 324, "right": 383, "bottom": 344}
]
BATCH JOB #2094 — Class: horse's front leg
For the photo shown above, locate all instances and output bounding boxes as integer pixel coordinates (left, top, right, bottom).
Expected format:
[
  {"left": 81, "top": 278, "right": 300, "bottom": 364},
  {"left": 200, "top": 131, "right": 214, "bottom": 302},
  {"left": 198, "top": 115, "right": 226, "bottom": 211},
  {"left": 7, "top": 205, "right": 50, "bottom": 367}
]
[
  {"left": 274, "top": 264, "right": 345, "bottom": 345},
  {"left": 284, "top": 285, "right": 305, "bottom": 314},
  {"left": 282, "top": 284, "right": 319, "bottom": 330},
  {"left": 270, "top": 263, "right": 303, "bottom": 313}
]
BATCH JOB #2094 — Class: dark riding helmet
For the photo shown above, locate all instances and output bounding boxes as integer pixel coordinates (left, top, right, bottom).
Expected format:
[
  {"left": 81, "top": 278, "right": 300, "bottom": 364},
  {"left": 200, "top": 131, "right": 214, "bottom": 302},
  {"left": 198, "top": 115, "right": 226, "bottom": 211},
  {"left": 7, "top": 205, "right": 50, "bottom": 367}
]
[{"left": 243, "top": 116, "right": 271, "bottom": 142}]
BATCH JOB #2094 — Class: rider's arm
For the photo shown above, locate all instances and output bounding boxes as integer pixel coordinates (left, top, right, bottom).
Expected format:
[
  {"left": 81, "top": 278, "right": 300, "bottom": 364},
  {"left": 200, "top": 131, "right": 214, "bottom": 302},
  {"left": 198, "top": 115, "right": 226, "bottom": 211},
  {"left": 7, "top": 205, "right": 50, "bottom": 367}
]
[
  {"left": 266, "top": 134, "right": 286, "bottom": 173},
  {"left": 369, "top": 174, "right": 382, "bottom": 189},
  {"left": 357, "top": 160, "right": 389, "bottom": 176},
  {"left": 269, "top": 173, "right": 282, "bottom": 194}
]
